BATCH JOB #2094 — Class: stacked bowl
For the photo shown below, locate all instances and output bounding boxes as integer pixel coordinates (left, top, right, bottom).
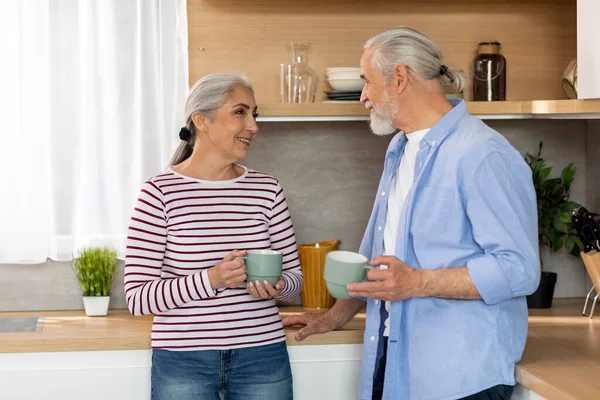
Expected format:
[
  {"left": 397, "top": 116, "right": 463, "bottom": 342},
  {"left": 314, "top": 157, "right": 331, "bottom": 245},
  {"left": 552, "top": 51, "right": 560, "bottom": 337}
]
[{"left": 325, "top": 67, "right": 363, "bottom": 101}]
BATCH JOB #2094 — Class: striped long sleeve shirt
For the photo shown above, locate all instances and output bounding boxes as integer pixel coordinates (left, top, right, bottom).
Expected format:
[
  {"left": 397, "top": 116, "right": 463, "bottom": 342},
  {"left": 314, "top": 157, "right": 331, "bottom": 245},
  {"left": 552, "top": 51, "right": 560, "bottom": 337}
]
[{"left": 124, "top": 166, "right": 303, "bottom": 350}]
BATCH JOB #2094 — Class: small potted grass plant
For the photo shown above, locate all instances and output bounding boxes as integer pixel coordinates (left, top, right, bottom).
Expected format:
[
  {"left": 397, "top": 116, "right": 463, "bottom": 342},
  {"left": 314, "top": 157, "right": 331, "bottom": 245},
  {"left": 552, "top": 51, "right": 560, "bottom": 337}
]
[{"left": 72, "top": 247, "right": 117, "bottom": 316}]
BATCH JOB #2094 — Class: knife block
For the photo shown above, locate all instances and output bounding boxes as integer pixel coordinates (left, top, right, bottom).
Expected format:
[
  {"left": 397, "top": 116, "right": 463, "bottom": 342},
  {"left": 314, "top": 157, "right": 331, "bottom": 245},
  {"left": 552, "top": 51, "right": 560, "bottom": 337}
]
[{"left": 580, "top": 250, "right": 600, "bottom": 318}]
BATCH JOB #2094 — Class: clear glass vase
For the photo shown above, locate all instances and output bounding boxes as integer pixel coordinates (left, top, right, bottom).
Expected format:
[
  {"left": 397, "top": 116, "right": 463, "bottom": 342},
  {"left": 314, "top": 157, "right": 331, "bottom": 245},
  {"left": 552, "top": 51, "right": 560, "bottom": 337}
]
[{"left": 280, "top": 42, "right": 317, "bottom": 103}]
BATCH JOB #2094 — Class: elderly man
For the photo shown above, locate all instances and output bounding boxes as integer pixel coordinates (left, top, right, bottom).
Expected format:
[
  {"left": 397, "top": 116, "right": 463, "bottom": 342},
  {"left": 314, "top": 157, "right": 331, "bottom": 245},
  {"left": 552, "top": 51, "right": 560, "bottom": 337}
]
[{"left": 283, "top": 27, "right": 539, "bottom": 400}]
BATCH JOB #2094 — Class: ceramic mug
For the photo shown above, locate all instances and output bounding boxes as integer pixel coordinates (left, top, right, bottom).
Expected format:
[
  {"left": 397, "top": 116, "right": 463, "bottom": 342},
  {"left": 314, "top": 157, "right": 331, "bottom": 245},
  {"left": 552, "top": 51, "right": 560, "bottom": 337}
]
[
  {"left": 237, "top": 250, "right": 283, "bottom": 288},
  {"left": 323, "top": 250, "right": 374, "bottom": 299}
]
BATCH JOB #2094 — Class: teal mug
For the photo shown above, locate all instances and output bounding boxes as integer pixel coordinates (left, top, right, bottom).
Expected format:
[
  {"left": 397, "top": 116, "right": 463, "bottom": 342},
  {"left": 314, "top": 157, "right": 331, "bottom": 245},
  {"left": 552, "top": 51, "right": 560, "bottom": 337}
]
[
  {"left": 324, "top": 250, "right": 374, "bottom": 300},
  {"left": 237, "top": 250, "right": 283, "bottom": 288}
]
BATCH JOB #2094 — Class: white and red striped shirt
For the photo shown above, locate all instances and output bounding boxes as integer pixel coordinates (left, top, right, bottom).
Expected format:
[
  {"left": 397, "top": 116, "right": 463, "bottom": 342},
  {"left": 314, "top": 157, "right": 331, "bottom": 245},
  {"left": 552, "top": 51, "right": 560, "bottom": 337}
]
[{"left": 124, "top": 166, "right": 302, "bottom": 350}]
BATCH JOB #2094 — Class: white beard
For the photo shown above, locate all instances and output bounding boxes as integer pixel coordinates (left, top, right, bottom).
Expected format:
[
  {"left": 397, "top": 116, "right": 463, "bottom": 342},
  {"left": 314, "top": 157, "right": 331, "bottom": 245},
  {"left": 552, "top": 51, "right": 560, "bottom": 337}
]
[
  {"left": 366, "top": 95, "right": 398, "bottom": 136},
  {"left": 369, "top": 112, "right": 397, "bottom": 136}
]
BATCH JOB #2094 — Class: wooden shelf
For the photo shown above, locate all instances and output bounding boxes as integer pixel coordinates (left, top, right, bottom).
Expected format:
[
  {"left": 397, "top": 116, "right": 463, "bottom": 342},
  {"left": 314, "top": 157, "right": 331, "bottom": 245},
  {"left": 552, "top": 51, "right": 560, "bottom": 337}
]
[
  {"left": 188, "top": 0, "right": 576, "bottom": 104},
  {"left": 258, "top": 103, "right": 369, "bottom": 121},
  {"left": 470, "top": 99, "right": 600, "bottom": 117},
  {"left": 256, "top": 99, "right": 600, "bottom": 121}
]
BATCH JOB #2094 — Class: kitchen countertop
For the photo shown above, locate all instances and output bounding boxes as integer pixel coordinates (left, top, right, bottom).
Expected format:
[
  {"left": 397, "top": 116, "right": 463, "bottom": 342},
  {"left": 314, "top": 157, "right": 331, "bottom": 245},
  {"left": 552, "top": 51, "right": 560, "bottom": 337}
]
[
  {"left": 514, "top": 298, "right": 600, "bottom": 400},
  {"left": 0, "top": 306, "right": 365, "bottom": 353},
  {"left": 1, "top": 299, "right": 599, "bottom": 399}
]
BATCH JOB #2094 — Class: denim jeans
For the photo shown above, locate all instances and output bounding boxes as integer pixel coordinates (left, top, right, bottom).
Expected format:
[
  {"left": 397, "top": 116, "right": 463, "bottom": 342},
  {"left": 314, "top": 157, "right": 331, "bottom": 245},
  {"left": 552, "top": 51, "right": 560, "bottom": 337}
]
[
  {"left": 151, "top": 341, "right": 293, "bottom": 400},
  {"left": 371, "top": 337, "right": 388, "bottom": 400},
  {"left": 459, "top": 385, "right": 514, "bottom": 400}
]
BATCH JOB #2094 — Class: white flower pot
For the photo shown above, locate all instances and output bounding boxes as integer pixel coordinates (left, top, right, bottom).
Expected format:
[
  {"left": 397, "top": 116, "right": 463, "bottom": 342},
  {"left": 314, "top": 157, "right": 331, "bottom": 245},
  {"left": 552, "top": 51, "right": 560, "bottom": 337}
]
[{"left": 82, "top": 296, "right": 110, "bottom": 317}]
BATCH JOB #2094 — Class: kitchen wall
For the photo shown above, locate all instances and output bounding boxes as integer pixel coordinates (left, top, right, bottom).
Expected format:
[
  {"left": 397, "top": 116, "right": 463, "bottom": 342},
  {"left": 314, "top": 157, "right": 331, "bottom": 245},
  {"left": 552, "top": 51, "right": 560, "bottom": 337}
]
[
  {"left": 0, "top": 119, "right": 593, "bottom": 311},
  {"left": 490, "top": 119, "right": 593, "bottom": 299},
  {"left": 586, "top": 120, "right": 600, "bottom": 213}
]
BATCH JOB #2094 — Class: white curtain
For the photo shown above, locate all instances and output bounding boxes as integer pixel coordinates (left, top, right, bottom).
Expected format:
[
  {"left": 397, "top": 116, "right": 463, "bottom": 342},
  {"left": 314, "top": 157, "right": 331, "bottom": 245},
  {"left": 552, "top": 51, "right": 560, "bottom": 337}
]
[{"left": 0, "top": 0, "right": 189, "bottom": 263}]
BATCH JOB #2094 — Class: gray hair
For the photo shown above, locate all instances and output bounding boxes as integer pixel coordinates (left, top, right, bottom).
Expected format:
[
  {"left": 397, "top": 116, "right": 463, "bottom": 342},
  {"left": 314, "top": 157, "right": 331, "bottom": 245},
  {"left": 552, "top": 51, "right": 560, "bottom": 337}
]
[
  {"left": 364, "top": 27, "right": 466, "bottom": 95},
  {"left": 169, "top": 73, "right": 254, "bottom": 166}
]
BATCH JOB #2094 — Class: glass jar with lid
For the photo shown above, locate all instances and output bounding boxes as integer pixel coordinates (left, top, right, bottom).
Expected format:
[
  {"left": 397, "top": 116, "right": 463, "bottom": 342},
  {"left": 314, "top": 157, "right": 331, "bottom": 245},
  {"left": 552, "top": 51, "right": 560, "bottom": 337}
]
[{"left": 472, "top": 41, "right": 506, "bottom": 101}]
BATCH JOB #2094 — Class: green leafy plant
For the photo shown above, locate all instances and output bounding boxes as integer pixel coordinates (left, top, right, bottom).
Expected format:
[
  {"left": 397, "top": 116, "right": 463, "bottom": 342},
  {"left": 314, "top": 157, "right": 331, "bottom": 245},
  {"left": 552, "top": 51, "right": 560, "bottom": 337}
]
[
  {"left": 524, "top": 142, "right": 584, "bottom": 268},
  {"left": 72, "top": 247, "right": 117, "bottom": 296}
]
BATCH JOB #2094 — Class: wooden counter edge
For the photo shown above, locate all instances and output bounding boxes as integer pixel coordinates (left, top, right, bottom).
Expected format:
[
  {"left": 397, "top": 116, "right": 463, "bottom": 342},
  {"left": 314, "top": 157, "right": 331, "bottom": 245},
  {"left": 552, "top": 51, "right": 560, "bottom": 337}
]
[
  {"left": 0, "top": 330, "right": 364, "bottom": 354},
  {"left": 0, "top": 307, "right": 366, "bottom": 353},
  {"left": 515, "top": 365, "right": 579, "bottom": 400}
]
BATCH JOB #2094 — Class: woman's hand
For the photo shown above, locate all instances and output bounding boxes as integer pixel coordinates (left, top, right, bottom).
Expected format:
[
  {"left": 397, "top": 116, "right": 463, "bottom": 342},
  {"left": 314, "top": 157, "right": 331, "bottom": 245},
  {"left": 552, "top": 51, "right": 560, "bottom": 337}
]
[
  {"left": 247, "top": 277, "right": 284, "bottom": 299},
  {"left": 207, "top": 250, "right": 247, "bottom": 289}
]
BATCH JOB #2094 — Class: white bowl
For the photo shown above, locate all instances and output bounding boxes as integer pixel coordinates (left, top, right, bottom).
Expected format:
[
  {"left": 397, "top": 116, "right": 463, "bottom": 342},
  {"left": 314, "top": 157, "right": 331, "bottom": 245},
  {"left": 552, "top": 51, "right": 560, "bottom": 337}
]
[
  {"left": 326, "top": 71, "right": 362, "bottom": 80},
  {"left": 326, "top": 67, "right": 361, "bottom": 73},
  {"left": 327, "top": 78, "right": 364, "bottom": 91}
]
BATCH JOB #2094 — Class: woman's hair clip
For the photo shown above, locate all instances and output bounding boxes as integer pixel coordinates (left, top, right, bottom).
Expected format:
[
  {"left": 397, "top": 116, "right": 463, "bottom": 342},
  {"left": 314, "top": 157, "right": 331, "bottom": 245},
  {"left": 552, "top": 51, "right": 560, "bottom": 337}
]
[{"left": 179, "top": 127, "right": 192, "bottom": 142}]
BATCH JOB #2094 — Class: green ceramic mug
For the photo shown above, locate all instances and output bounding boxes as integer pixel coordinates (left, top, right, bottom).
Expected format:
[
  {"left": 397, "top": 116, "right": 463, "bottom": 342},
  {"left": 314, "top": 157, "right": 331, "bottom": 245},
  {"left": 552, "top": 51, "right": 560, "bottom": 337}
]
[
  {"left": 324, "top": 250, "right": 374, "bottom": 300},
  {"left": 237, "top": 250, "right": 283, "bottom": 288}
]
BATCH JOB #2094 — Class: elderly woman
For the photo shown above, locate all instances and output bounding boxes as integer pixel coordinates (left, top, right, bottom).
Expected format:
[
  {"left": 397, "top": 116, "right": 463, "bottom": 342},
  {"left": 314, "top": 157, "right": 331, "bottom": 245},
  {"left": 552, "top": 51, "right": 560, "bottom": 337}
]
[{"left": 124, "top": 73, "right": 302, "bottom": 400}]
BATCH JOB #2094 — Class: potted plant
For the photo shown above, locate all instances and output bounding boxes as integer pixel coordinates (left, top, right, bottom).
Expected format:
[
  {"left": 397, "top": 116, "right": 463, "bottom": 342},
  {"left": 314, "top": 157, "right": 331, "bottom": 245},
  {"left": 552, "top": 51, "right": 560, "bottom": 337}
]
[
  {"left": 72, "top": 246, "right": 118, "bottom": 316},
  {"left": 524, "top": 142, "right": 584, "bottom": 308}
]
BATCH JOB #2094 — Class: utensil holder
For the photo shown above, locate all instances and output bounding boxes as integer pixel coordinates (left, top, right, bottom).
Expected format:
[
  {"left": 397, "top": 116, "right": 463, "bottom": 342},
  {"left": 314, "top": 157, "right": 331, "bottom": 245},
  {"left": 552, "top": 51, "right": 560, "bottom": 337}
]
[
  {"left": 298, "top": 239, "right": 340, "bottom": 309},
  {"left": 580, "top": 250, "right": 600, "bottom": 318}
]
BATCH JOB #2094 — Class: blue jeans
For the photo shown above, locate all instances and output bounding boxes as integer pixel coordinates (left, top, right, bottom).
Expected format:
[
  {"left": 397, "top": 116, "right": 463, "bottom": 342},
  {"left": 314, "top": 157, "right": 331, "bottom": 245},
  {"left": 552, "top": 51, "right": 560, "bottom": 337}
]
[
  {"left": 151, "top": 341, "right": 293, "bottom": 400},
  {"left": 459, "top": 385, "right": 514, "bottom": 400}
]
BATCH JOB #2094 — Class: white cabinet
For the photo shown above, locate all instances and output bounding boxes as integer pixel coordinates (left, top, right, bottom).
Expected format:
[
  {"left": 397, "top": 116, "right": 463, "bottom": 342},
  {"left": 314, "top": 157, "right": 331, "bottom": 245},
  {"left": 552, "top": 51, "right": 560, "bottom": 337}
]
[
  {"left": 512, "top": 384, "right": 548, "bottom": 400},
  {"left": 0, "top": 344, "right": 363, "bottom": 400},
  {"left": 0, "top": 350, "right": 152, "bottom": 400},
  {"left": 0, "top": 345, "right": 550, "bottom": 400},
  {"left": 577, "top": 0, "right": 600, "bottom": 99},
  {"left": 289, "top": 344, "right": 363, "bottom": 400}
]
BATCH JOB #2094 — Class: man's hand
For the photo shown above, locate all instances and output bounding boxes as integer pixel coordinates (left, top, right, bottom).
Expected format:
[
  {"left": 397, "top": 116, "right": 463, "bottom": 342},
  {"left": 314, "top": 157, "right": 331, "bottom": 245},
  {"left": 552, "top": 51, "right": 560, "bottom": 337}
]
[
  {"left": 282, "top": 312, "right": 339, "bottom": 342},
  {"left": 346, "top": 255, "right": 425, "bottom": 301},
  {"left": 282, "top": 298, "right": 366, "bottom": 342}
]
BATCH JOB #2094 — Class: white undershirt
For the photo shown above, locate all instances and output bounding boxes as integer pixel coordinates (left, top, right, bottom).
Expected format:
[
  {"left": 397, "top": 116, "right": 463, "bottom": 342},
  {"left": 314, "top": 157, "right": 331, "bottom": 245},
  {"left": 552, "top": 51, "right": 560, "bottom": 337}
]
[{"left": 382, "top": 128, "right": 429, "bottom": 336}]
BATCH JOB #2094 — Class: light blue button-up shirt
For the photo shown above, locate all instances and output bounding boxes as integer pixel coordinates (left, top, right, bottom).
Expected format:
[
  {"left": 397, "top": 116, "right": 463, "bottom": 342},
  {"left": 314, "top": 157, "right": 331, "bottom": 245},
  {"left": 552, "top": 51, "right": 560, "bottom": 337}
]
[{"left": 357, "top": 100, "right": 540, "bottom": 400}]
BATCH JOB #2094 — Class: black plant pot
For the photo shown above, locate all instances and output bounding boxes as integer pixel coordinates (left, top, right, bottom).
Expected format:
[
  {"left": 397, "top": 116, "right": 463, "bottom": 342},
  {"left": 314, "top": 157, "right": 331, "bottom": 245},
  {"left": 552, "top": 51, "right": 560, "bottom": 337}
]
[{"left": 526, "top": 271, "right": 557, "bottom": 309}]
